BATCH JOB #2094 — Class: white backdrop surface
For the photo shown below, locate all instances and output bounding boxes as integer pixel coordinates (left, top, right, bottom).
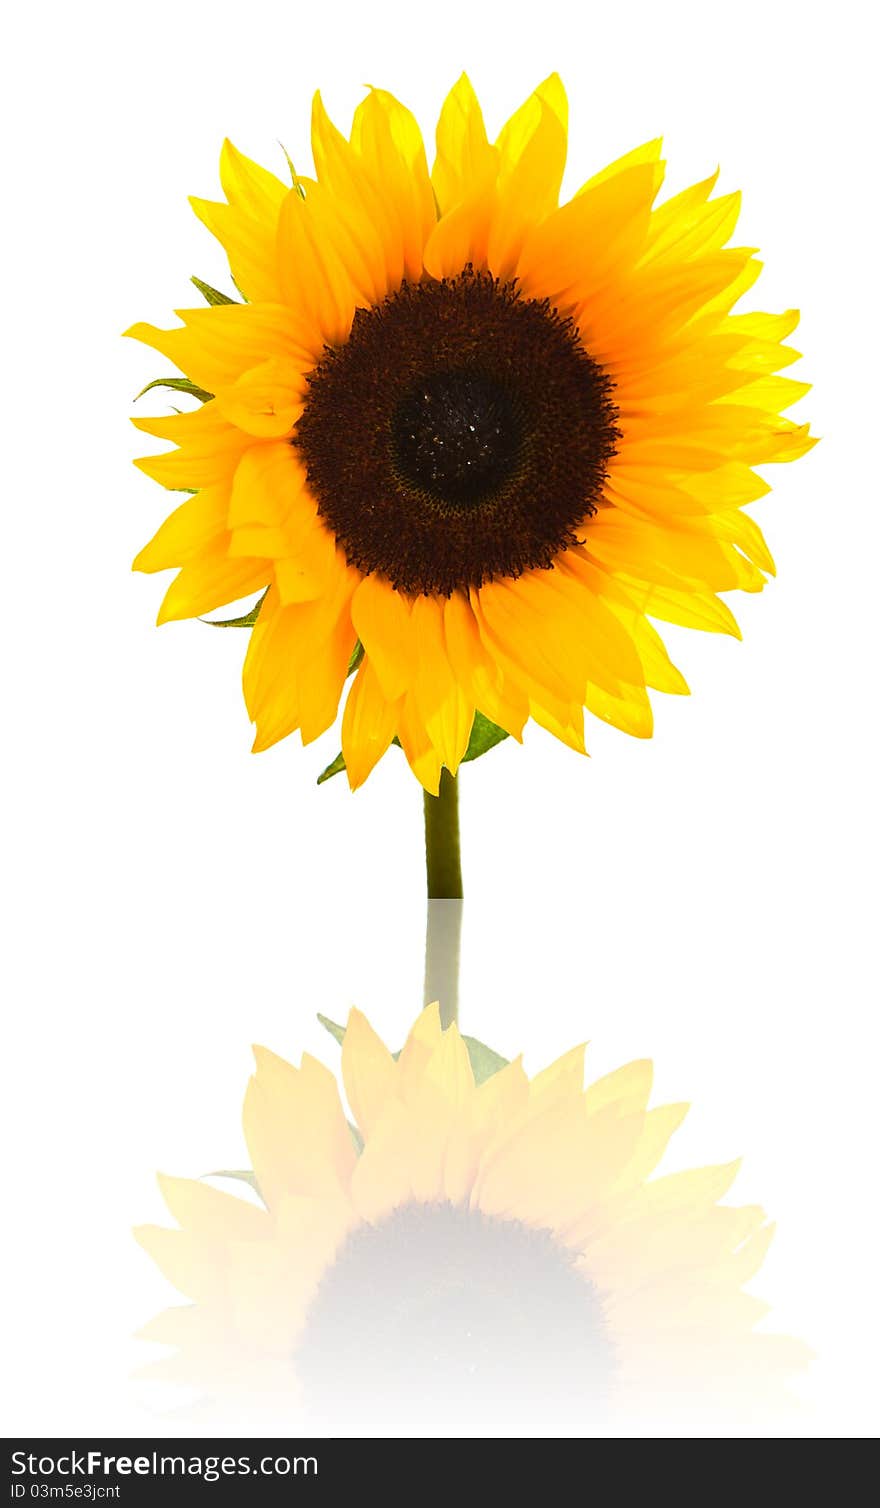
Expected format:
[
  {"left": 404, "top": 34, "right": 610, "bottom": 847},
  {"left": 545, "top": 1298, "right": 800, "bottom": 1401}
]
[{"left": 2, "top": 0, "right": 877, "bottom": 1439}]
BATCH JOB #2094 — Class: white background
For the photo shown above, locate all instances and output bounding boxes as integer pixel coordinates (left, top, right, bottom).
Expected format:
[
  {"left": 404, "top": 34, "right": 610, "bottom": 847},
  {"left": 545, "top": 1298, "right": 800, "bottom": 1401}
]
[{"left": 3, "top": 0, "right": 877, "bottom": 1439}]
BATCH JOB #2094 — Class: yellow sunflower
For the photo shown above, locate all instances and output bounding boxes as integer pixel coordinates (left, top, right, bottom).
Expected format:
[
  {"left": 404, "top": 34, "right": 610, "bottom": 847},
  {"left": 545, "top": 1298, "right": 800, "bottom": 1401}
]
[
  {"left": 129, "top": 75, "right": 815, "bottom": 793},
  {"left": 135, "top": 1006, "right": 807, "bottom": 1433}
]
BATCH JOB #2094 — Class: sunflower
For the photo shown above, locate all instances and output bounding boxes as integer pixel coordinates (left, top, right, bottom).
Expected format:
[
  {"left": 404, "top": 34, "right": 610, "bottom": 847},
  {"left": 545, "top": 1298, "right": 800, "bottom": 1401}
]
[
  {"left": 135, "top": 1006, "right": 807, "bottom": 1434},
  {"left": 129, "top": 76, "right": 815, "bottom": 793}
]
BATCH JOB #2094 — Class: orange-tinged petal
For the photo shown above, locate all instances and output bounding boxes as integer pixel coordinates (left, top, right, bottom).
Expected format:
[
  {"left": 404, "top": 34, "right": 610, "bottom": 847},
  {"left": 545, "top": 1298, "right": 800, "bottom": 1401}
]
[
  {"left": 350, "top": 576, "right": 417, "bottom": 699},
  {"left": 443, "top": 591, "right": 528, "bottom": 739},
  {"left": 396, "top": 692, "right": 443, "bottom": 794},
  {"left": 244, "top": 560, "right": 358, "bottom": 750},
  {"left": 411, "top": 595, "right": 475, "bottom": 775},
  {"left": 228, "top": 442, "right": 315, "bottom": 533},
  {"left": 273, "top": 519, "right": 339, "bottom": 604},
  {"left": 341, "top": 658, "right": 400, "bottom": 790}
]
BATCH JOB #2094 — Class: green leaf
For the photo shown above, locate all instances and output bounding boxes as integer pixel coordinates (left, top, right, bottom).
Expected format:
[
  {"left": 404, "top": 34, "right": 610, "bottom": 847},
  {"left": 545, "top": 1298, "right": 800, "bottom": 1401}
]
[
  {"left": 348, "top": 640, "right": 364, "bottom": 676},
  {"left": 317, "top": 752, "right": 347, "bottom": 787},
  {"left": 191, "top": 275, "right": 238, "bottom": 306},
  {"left": 461, "top": 710, "right": 509, "bottom": 763},
  {"left": 135, "top": 375, "right": 213, "bottom": 403},
  {"left": 461, "top": 1035, "right": 509, "bottom": 1085},
  {"left": 202, "top": 590, "right": 267, "bottom": 628},
  {"left": 317, "top": 1012, "right": 509, "bottom": 1086}
]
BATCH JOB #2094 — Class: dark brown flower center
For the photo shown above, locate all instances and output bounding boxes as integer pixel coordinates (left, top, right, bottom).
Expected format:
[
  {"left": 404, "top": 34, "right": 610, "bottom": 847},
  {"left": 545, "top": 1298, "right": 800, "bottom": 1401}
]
[
  {"left": 391, "top": 368, "right": 523, "bottom": 506},
  {"left": 294, "top": 1200, "right": 615, "bottom": 1433},
  {"left": 293, "top": 268, "right": 619, "bottom": 597}
]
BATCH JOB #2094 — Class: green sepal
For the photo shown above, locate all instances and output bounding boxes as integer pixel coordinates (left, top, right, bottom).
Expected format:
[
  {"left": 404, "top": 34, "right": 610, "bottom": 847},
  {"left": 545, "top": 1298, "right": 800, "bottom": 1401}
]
[
  {"left": 461, "top": 710, "right": 509, "bottom": 763},
  {"left": 317, "top": 752, "right": 347, "bottom": 787},
  {"left": 136, "top": 375, "right": 213, "bottom": 404},
  {"left": 202, "top": 590, "right": 267, "bottom": 628},
  {"left": 461, "top": 1035, "right": 509, "bottom": 1085},
  {"left": 317, "top": 1012, "right": 346, "bottom": 1047},
  {"left": 191, "top": 275, "right": 238, "bottom": 306}
]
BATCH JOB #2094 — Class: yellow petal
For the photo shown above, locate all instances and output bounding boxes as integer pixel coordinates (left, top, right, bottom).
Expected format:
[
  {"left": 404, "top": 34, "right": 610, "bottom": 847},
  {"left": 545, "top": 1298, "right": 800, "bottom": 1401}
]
[
  {"left": 190, "top": 139, "right": 289, "bottom": 303},
  {"left": 583, "top": 1060, "right": 653, "bottom": 1116},
  {"left": 244, "top": 563, "right": 358, "bottom": 750},
  {"left": 243, "top": 1047, "right": 356, "bottom": 1209},
  {"left": 311, "top": 91, "right": 405, "bottom": 297},
  {"left": 350, "top": 576, "right": 417, "bottom": 699},
  {"left": 519, "top": 160, "right": 663, "bottom": 302},
  {"left": 341, "top": 658, "right": 400, "bottom": 790},
  {"left": 341, "top": 1007, "right": 399, "bottom": 1139},
  {"left": 133, "top": 487, "right": 228, "bottom": 574},
  {"left": 156, "top": 550, "right": 268, "bottom": 625},
  {"left": 432, "top": 73, "right": 496, "bottom": 212},
  {"left": 488, "top": 74, "right": 568, "bottom": 278},
  {"left": 411, "top": 595, "right": 475, "bottom": 775},
  {"left": 213, "top": 359, "right": 306, "bottom": 438},
  {"left": 350, "top": 88, "right": 435, "bottom": 282},
  {"left": 157, "top": 1173, "right": 269, "bottom": 1242},
  {"left": 127, "top": 303, "right": 310, "bottom": 395},
  {"left": 277, "top": 184, "right": 366, "bottom": 348},
  {"left": 395, "top": 692, "right": 443, "bottom": 794}
]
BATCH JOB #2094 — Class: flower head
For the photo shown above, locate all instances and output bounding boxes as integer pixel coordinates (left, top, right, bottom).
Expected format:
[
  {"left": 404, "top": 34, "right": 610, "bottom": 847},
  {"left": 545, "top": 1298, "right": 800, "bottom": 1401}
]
[
  {"left": 136, "top": 1006, "right": 807, "bottom": 1433},
  {"left": 130, "top": 76, "right": 814, "bottom": 791}
]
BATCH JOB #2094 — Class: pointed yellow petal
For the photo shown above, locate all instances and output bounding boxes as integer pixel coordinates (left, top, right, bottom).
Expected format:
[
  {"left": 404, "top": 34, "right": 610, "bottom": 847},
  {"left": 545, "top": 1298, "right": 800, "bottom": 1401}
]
[
  {"left": 432, "top": 73, "right": 496, "bottom": 212},
  {"left": 341, "top": 658, "right": 399, "bottom": 789},
  {"left": 243, "top": 1047, "right": 356, "bottom": 1210},
  {"left": 341, "top": 1007, "right": 399, "bottom": 1139}
]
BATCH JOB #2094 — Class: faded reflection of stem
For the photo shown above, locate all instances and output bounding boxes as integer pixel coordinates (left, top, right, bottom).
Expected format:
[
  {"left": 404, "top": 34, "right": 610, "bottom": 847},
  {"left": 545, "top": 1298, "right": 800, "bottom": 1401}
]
[{"left": 423, "top": 898, "right": 463, "bottom": 1030}]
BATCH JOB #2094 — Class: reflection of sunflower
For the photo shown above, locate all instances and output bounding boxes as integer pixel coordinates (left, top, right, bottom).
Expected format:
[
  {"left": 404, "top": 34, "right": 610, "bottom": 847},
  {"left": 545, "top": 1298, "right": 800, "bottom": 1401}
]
[
  {"left": 136, "top": 1007, "right": 807, "bottom": 1432},
  {"left": 129, "top": 75, "right": 814, "bottom": 792}
]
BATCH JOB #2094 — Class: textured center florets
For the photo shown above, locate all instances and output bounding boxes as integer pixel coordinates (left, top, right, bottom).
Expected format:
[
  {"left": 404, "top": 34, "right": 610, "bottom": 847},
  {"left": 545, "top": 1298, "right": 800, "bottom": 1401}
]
[{"left": 294, "top": 268, "right": 619, "bottom": 596}]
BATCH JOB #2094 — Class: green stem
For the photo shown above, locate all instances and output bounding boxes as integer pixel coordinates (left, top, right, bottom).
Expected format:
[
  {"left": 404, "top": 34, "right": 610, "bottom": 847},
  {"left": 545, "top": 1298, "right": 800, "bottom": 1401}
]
[
  {"left": 423, "top": 771, "right": 463, "bottom": 1029},
  {"left": 423, "top": 769, "right": 463, "bottom": 900},
  {"left": 423, "top": 900, "right": 463, "bottom": 1031}
]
